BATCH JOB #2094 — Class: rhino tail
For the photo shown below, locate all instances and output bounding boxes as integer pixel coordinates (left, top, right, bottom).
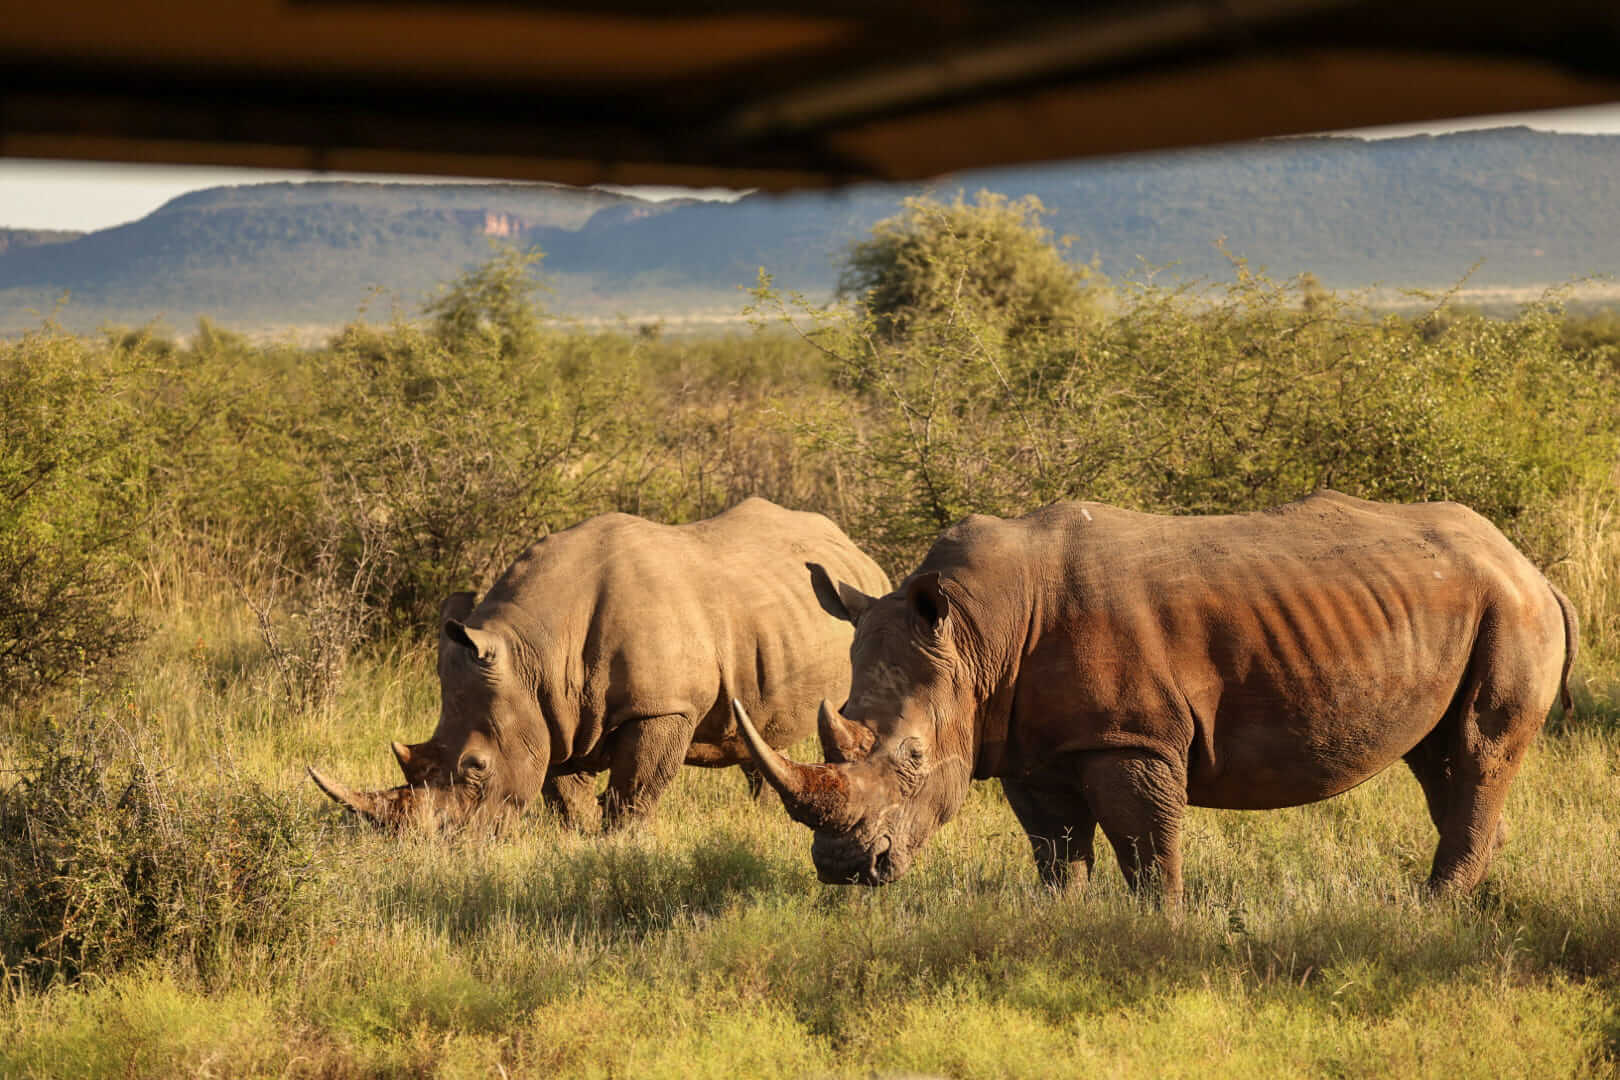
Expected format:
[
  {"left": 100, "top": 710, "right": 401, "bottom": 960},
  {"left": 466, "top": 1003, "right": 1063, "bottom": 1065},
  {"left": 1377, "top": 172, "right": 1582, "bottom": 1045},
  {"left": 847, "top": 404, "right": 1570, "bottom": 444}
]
[{"left": 1551, "top": 584, "right": 1578, "bottom": 714}]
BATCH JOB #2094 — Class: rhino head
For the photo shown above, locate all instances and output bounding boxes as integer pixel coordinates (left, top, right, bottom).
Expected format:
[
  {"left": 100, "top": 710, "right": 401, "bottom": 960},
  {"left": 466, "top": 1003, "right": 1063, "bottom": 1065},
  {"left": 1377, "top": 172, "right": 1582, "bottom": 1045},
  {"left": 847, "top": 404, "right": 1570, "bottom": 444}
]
[
  {"left": 735, "top": 566, "right": 976, "bottom": 885},
  {"left": 308, "top": 591, "right": 552, "bottom": 830}
]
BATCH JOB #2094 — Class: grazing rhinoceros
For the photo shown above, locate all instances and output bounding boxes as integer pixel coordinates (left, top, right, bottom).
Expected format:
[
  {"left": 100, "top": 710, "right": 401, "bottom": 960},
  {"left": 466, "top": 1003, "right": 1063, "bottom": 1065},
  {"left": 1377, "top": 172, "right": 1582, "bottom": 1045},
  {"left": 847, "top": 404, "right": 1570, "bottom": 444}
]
[
  {"left": 733, "top": 491, "right": 1576, "bottom": 899},
  {"left": 308, "top": 497, "right": 889, "bottom": 831}
]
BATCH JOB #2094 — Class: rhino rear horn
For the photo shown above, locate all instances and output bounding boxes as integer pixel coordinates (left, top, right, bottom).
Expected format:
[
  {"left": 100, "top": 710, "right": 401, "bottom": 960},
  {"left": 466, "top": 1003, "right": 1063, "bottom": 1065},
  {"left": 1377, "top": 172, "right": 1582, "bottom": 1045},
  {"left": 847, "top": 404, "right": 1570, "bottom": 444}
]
[
  {"left": 818, "top": 699, "right": 875, "bottom": 763},
  {"left": 391, "top": 740, "right": 437, "bottom": 785}
]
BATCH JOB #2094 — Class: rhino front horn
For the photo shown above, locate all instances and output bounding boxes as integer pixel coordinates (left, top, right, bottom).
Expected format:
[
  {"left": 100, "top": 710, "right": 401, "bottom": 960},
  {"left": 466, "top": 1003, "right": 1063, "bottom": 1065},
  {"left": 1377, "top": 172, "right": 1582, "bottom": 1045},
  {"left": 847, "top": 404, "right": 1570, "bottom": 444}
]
[
  {"left": 307, "top": 765, "right": 398, "bottom": 828},
  {"left": 731, "top": 699, "right": 854, "bottom": 830}
]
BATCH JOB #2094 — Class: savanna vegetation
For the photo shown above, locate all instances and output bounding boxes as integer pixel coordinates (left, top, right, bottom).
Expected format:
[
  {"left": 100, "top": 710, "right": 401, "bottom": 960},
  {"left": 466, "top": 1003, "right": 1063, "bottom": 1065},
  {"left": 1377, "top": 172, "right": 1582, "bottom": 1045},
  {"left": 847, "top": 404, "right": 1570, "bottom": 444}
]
[{"left": 2, "top": 193, "right": 1619, "bottom": 1077}]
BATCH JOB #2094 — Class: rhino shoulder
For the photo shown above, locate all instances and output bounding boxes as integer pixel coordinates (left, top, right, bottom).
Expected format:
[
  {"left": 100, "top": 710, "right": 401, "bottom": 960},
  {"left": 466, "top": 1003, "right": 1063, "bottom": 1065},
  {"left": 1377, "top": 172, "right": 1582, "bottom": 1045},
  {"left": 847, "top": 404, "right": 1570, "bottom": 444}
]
[{"left": 714, "top": 497, "right": 846, "bottom": 538}]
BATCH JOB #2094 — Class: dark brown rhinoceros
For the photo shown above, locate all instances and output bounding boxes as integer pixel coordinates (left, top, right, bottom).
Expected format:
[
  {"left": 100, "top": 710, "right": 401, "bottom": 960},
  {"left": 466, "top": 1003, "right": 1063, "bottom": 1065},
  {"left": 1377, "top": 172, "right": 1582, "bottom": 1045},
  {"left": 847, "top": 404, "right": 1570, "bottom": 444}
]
[
  {"left": 734, "top": 491, "right": 1576, "bottom": 899},
  {"left": 309, "top": 497, "right": 889, "bottom": 831}
]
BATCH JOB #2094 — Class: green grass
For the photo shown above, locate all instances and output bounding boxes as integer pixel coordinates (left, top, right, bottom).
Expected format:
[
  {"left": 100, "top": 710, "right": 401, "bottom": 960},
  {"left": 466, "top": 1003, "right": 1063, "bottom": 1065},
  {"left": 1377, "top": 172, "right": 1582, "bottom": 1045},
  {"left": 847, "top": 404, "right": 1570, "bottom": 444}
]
[{"left": 3, "top": 563, "right": 1617, "bottom": 1077}]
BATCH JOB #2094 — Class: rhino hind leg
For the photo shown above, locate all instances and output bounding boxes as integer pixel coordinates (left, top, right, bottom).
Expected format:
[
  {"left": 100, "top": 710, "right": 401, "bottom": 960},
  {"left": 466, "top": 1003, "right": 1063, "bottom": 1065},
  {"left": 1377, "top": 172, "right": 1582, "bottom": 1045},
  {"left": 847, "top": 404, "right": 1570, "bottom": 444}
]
[
  {"left": 1421, "top": 722, "right": 1536, "bottom": 895},
  {"left": 542, "top": 772, "right": 602, "bottom": 832},
  {"left": 1001, "top": 776, "right": 1097, "bottom": 891},
  {"left": 1424, "top": 767, "right": 1522, "bottom": 894},
  {"left": 1404, "top": 728, "right": 1511, "bottom": 870},
  {"left": 601, "top": 713, "right": 696, "bottom": 831},
  {"left": 1417, "top": 597, "right": 1563, "bottom": 896},
  {"left": 1418, "top": 682, "right": 1548, "bottom": 895},
  {"left": 1079, "top": 749, "right": 1187, "bottom": 905}
]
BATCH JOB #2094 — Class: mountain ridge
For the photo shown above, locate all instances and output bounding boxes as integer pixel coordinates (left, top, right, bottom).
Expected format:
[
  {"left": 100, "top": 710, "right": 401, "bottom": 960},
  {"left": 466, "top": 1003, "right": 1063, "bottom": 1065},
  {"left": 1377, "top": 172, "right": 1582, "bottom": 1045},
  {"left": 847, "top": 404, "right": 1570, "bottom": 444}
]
[{"left": 3, "top": 127, "right": 1618, "bottom": 333}]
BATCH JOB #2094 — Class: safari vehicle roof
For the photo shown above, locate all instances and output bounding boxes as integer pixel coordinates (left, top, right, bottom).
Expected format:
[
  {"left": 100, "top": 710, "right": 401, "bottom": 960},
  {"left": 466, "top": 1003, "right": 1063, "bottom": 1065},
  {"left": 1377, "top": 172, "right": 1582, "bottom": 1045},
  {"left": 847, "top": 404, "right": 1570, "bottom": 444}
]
[{"left": 3, "top": 0, "right": 1620, "bottom": 188}]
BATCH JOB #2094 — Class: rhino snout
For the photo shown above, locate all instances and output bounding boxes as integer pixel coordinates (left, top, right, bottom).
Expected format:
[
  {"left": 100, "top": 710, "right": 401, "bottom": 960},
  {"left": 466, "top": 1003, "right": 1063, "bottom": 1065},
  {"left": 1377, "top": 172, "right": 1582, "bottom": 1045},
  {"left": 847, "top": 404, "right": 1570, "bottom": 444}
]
[{"left": 811, "top": 830, "right": 902, "bottom": 886}]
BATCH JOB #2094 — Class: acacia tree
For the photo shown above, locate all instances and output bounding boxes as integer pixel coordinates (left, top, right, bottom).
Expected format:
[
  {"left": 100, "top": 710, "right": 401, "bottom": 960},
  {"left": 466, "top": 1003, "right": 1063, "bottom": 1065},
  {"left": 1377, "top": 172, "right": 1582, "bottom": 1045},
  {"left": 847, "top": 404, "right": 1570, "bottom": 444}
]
[
  {"left": 838, "top": 191, "right": 1100, "bottom": 344},
  {"left": 423, "top": 244, "right": 549, "bottom": 362}
]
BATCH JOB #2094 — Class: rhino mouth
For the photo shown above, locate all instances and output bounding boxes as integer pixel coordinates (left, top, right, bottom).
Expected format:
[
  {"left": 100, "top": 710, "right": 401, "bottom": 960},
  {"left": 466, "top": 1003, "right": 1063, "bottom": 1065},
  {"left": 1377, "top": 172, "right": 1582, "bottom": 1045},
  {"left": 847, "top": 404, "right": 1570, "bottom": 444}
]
[
  {"left": 814, "top": 832, "right": 895, "bottom": 886},
  {"left": 865, "top": 835, "right": 895, "bottom": 885}
]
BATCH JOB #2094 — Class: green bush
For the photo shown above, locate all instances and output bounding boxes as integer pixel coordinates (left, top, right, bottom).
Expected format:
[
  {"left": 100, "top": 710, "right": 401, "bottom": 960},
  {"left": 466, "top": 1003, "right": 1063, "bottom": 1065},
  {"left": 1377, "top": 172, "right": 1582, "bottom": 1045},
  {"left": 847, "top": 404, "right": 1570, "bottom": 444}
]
[
  {"left": 147, "top": 253, "right": 640, "bottom": 648},
  {"left": 839, "top": 191, "right": 1100, "bottom": 345},
  {"left": 10, "top": 238, "right": 1613, "bottom": 707},
  {"left": 302, "top": 312, "right": 635, "bottom": 638},
  {"left": 0, "top": 709, "right": 322, "bottom": 986},
  {"left": 1559, "top": 305, "right": 1620, "bottom": 375},
  {"left": 424, "top": 245, "right": 549, "bottom": 363},
  {"left": 1098, "top": 271, "right": 1609, "bottom": 532},
  {"left": 0, "top": 330, "right": 152, "bottom": 703}
]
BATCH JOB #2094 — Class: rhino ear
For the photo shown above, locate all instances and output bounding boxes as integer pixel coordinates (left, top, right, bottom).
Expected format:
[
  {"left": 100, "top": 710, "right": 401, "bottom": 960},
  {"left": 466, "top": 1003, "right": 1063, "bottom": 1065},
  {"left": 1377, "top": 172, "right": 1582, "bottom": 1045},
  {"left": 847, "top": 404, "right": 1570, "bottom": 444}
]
[
  {"left": 905, "top": 571, "right": 949, "bottom": 631},
  {"left": 440, "top": 591, "right": 478, "bottom": 624},
  {"left": 445, "top": 619, "right": 498, "bottom": 662},
  {"left": 809, "top": 562, "right": 876, "bottom": 625}
]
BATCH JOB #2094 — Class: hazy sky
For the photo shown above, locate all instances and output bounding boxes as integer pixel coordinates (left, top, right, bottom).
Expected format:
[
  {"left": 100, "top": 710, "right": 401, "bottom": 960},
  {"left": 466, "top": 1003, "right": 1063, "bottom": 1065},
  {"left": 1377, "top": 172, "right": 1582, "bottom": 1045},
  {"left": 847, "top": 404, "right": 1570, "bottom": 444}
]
[{"left": 3, "top": 103, "right": 1619, "bottom": 232}]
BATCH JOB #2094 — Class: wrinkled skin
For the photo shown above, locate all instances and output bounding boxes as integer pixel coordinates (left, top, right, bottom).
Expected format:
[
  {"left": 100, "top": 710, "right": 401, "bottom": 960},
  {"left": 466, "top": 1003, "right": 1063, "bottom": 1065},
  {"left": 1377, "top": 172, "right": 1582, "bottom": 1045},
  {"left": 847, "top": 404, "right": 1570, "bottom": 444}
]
[
  {"left": 309, "top": 497, "right": 890, "bottom": 832},
  {"left": 738, "top": 492, "right": 1577, "bottom": 899}
]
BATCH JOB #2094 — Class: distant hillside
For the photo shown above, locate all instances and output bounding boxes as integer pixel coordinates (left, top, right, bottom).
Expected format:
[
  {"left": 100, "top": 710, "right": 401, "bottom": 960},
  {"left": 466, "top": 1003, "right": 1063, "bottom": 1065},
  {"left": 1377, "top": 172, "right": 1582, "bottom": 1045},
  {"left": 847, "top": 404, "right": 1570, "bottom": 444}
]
[
  {"left": 0, "top": 228, "right": 81, "bottom": 256},
  {"left": 989, "top": 127, "right": 1620, "bottom": 286},
  {"left": 0, "top": 183, "right": 679, "bottom": 330},
  {"left": 4, "top": 127, "right": 1620, "bottom": 333}
]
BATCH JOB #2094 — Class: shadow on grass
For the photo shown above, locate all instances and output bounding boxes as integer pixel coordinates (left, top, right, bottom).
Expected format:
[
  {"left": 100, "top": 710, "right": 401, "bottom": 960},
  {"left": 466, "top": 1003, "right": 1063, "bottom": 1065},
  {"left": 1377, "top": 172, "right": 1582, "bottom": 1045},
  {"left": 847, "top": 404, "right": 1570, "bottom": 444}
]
[
  {"left": 376, "top": 829, "right": 804, "bottom": 944},
  {"left": 1469, "top": 882, "right": 1620, "bottom": 981}
]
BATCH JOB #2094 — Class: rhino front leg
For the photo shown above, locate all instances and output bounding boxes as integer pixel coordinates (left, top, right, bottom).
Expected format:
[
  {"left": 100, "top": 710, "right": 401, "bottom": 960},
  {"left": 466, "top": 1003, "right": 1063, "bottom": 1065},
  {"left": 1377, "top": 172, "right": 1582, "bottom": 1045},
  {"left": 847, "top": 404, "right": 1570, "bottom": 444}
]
[
  {"left": 1000, "top": 776, "right": 1096, "bottom": 891},
  {"left": 542, "top": 772, "right": 601, "bottom": 832},
  {"left": 1079, "top": 748, "right": 1187, "bottom": 905},
  {"left": 601, "top": 714, "right": 696, "bottom": 830}
]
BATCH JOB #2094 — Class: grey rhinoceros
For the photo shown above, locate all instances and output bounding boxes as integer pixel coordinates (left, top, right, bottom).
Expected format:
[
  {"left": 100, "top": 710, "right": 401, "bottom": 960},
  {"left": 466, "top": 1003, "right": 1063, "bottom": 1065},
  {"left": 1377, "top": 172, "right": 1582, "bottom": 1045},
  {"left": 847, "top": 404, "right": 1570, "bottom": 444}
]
[
  {"left": 734, "top": 491, "right": 1577, "bottom": 899},
  {"left": 309, "top": 497, "right": 889, "bottom": 830}
]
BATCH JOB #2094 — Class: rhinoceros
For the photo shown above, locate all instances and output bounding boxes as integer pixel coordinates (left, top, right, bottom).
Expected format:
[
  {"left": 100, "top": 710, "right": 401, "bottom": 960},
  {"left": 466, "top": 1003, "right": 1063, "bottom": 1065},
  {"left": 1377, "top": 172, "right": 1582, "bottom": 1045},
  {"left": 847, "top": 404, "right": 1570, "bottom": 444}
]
[
  {"left": 733, "top": 491, "right": 1576, "bottom": 899},
  {"left": 308, "top": 497, "right": 890, "bottom": 830}
]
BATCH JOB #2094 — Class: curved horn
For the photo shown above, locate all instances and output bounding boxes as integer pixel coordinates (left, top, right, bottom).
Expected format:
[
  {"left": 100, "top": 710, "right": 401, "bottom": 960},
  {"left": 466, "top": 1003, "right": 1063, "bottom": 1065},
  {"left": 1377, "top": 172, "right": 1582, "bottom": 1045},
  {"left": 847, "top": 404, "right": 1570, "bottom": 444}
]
[
  {"left": 731, "top": 699, "right": 854, "bottom": 829},
  {"left": 391, "top": 741, "right": 413, "bottom": 774},
  {"left": 818, "top": 699, "right": 874, "bottom": 763},
  {"left": 306, "top": 765, "right": 408, "bottom": 829}
]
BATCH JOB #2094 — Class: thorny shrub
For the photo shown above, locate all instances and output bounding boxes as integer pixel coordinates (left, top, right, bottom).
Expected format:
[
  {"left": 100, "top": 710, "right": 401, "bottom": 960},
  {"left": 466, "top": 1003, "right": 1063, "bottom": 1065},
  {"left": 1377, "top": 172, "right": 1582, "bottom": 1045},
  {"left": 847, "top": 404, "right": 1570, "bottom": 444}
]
[{"left": 0, "top": 709, "right": 325, "bottom": 987}]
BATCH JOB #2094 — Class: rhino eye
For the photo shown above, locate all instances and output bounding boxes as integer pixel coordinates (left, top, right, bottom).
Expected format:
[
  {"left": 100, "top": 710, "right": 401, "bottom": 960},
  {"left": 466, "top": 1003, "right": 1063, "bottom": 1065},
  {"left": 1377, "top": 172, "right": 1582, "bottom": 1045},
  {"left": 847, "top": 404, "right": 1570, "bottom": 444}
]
[
  {"left": 896, "top": 737, "right": 925, "bottom": 773},
  {"left": 459, "top": 754, "right": 489, "bottom": 777}
]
